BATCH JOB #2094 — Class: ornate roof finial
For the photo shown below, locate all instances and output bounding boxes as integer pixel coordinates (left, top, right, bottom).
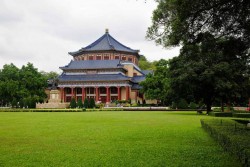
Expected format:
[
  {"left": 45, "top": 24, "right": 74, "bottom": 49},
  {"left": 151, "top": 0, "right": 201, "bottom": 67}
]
[{"left": 105, "top": 28, "right": 109, "bottom": 33}]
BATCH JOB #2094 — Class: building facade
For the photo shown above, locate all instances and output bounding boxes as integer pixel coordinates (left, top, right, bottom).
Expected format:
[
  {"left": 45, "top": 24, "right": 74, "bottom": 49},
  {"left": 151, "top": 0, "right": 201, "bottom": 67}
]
[{"left": 37, "top": 29, "right": 154, "bottom": 108}]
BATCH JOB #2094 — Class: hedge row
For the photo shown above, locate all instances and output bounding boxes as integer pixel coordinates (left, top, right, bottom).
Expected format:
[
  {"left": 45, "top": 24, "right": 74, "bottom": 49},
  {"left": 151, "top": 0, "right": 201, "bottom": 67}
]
[
  {"left": 209, "top": 112, "right": 250, "bottom": 118},
  {"left": 233, "top": 113, "right": 250, "bottom": 118},
  {"left": 201, "top": 119, "right": 250, "bottom": 166},
  {"left": 209, "top": 112, "right": 233, "bottom": 117},
  {"left": 0, "top": 109, "right": 85, "bottom": 112}
]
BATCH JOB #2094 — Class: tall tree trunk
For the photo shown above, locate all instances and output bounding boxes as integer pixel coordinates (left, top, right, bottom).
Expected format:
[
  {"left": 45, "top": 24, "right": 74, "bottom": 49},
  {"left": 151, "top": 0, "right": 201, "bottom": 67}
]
[
  {"left": 226, "top": 100, "right": 231, "bottom": 112},
  {"left": 221, "top": 100, "right": 224, "bottom": 112},
  {"left": 206, "top": 98, "right": 212, "bottom": 114}
]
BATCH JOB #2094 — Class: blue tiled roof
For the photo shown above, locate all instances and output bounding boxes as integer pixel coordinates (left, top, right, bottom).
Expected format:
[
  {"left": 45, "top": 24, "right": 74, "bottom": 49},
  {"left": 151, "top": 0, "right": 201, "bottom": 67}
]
[
  {"left": 131, "top": 76, "right": 146, "bottom": 83},
  {"left": 131, "top": 84, "right": 142, "bottom": 90},
  {"left": 60, "top": 60, "right": 123, "bottom": 70},
  {"left": 69, "top": 31, "right": 139, "bottom": 55},
  {"left": 58, "top": 73, "right": 130, "bottom": 82}
]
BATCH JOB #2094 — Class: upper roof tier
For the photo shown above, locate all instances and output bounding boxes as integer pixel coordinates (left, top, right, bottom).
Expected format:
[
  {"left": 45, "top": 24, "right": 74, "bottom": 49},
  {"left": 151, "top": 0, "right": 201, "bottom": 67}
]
[
  {"left": 60, "top": 59, "right": 123, "bottom": 70},
  {"left": 69, "top": 29, "right": 140, "bottom": 56}
]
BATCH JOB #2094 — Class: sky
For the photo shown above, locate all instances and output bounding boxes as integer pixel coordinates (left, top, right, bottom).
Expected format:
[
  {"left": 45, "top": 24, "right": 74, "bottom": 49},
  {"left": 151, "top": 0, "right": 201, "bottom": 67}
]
[{"left": 0, "top": 0, "right": 180, "bottom": 73}]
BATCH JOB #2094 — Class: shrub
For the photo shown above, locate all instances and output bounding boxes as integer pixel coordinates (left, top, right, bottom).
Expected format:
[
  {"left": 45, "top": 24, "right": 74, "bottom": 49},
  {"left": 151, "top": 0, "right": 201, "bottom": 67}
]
[
  {"left": 233, "top": 113, "right": 250, "bottom": 118},
  {"left": 89, "top": 98, "right": 95, "bottom": 108},
  {"left": 11, "top": 98, "right": 17, "bottom": 108},
  {"left": 77, "top": 98, "right": 83, "bottom": 108},
  {"left": 19, "top": 99, "right": 24, "bottom": 108},
  {"left": 177, "top": 99, "right": 188, "bottom": 109},
  {"left": 171, "top": 102, "right": 177, "bottom": 109},
  {"left": 83, "top": 98, "right": 89, "bottom": 108},
  {"left": 0, "top": 109, "right": 84, "bottom": 112},
  {"left": 70, "top": 98, "right": 77, "bottom": 108},
  {"left": 189, "top": 102, "right": 197, "bottom": 109},
  {"left": 95, "top": 103, "right": 104, "bottom": 109},
  {"left": 209, "top": 112, "right": 233, "bottom": 117},
  {"left": 201, "top": 119, "right": 250, "bottom": 167}
]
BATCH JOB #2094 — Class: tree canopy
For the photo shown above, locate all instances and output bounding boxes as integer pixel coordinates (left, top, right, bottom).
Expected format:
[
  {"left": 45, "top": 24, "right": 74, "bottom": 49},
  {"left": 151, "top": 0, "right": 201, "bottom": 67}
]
[
  {"left": 168, "top": 34, "right": 250, "bottom": 112},
  {"left": 0, "top": 63, "right": 48, "bottom": 108},
  {"left": 145, "top": 0, "right": 250, "bottom": 112},
  {"left": 147, "top": 0, "right": 250, "bottom": 49},
  {"left": 140, "top": 59, "right": 170, "bottom": 105},
  {"left": 138, "top": 55, "right": 156, "bottom": 70}
]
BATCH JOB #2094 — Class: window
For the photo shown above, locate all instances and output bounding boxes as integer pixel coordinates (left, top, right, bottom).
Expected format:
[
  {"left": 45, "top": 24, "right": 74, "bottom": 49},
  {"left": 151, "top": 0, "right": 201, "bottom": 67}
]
[
  {"left": 65, "top": 88, "right": 71, "bottom": 94},
  {"left": 89, "top": 56, "right": 94, "bottom": 60},
  {"left": 115, "top": 56, "right": 120, "bottom": 60},
  {"left": 76, "top": 88, "right": 82, "bottom": 94},
  {"left": 110, "top": 87, "right": 118, "bottom": 94},
  {"left": 133, "top": 73, "right": 137, "bottom": 76},
  {"left": 86, "top": 88, "right": 95, "bottom": 94},
  {"left": 122, "top": 56, "right": 126, "bottom": 61},
  {"left": 96, "top": 56, "right": 102, "bottom": 60},
  {"left": 99, "top": 87, "right": 106, "bottom": 94},
  {"left": 104, "top": 56, "right": 109, "bottom": 60},
  {"left": 128, "top": 57, "right": 133, "bottom": 62}
]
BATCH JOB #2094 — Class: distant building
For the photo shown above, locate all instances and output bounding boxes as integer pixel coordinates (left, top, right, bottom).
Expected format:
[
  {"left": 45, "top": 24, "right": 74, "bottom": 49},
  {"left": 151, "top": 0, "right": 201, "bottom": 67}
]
[{"left": 37, "top": 29, "right": 155, "bottom": 108}]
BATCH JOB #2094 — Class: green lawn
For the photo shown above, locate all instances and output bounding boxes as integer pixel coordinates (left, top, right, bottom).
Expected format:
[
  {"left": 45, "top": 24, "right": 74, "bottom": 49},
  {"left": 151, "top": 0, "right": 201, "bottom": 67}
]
[{"left": 0, "top": 111, "right": 240, "bottom": 167}]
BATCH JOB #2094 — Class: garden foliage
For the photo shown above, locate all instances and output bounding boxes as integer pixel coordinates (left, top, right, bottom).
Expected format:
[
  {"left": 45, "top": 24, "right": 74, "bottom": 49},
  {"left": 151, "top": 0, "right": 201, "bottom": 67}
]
[{"left": 201, "top": 119, "right": 250, "bottom": 166}]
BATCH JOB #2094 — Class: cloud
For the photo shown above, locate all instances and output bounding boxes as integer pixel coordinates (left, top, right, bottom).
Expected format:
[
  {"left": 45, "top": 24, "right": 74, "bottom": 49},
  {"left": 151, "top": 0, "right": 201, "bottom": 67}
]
[{"left": 0, "top": 0, "right": 180, "bottom": 72}]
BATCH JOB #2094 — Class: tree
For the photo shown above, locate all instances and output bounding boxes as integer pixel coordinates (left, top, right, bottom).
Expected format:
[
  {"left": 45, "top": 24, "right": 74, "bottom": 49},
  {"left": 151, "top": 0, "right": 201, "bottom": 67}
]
[
  {"left": 0, "top": 63, "right": 20, "bottom": 106},
  {"left": 168, "top": 34, "right": 250, "bottom": 112},
  {"left": 138, "top": 55, "right": 156, "bottom": 70},
  {"left": 0, "top": 63, "right": 48, "bottom": 107},
  {"left": 147, "top": 0, "right": 250, "bottom": 49},
  {"left": 177, "top": 99, "right": 188, "bottom": 109},
  {"left": 70, "top": 98, "right": 77, "bottom": 108},
  {"left": 147, "top": 1, "right": 250, "bottom": 112},
  {"left": 77, "top": 98, "right": 83, "bottom": 108},
  {"left": 89, "top": 98, "right": 95, "bottom": 108},
  {"left": 83, "top": 98, "right": 89, "bottom": 108},
  {"left": 40, "top": 71, "right": 59, "bottom": 80},
  {"left": 140, "top": 59, "right": 170, "bottom": 105}
]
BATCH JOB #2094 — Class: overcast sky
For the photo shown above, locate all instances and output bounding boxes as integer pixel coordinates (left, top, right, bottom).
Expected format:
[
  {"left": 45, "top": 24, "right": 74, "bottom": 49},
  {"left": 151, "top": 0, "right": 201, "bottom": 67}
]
[{"left": 0, "top": 0, "right": 180, "bottom": 72}]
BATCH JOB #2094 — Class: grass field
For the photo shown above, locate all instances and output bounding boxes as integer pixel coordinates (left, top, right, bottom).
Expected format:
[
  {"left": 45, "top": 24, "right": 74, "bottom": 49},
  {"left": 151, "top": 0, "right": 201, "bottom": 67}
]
[{"left": 0, "top": 111, "right": 240, "bottom": 167}]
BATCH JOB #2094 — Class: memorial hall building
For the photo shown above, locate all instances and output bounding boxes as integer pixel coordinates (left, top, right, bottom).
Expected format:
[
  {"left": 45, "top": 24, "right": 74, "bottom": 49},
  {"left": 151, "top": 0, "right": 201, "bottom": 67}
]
[{"left": 37, "top": 29, "right": 153, "bottom": 108}]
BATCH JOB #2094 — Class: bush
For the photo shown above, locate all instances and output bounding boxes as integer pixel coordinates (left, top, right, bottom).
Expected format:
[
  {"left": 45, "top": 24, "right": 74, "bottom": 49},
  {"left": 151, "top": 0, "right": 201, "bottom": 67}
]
[
  {"left": 89, "top": 98, "right": 95, "bottom": 108},
  {"left": 201, "top": 119, "right": 250, "bottom": 167},
  {"left": 95, "top": 103, "right": 104, "bottom": 109},
  {"left": 189, "top": 102, "right": 197, "bottom": 109},
  {"left": 70, "top": 98, "right": 77, "bottom": 108},
  {"left": 77, "top": 98, "right": 83, "bottom": 108},
  {"left": 177, "top": 99, "right": 188, "bottom": 109},
  {"left": 83, "top": 98, "right": 89, "bottom": 108},
  {"left": 209, "top": 112, "right": 233, "bottom": 117},
  {"left": 171, "top": 102, "right": 177, "bottom": 109},
  {"left": 0, "top": 109, "right": 84, "bottom": 112},
  {"left": 233, "top": 113, "right": 250, "bottom": 118},
  {"left": 11, "top": 98, "right": 17, "bottom": 108}
]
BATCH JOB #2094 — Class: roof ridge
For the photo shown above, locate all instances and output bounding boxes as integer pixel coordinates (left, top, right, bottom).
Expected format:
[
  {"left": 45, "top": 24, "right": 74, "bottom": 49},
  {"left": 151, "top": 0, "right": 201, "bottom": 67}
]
[
  {"left": 69, "top": 31, "right": 140, "bottom": 56},
  {"left": 106, "top": 33, "right": 114, "bottom": 50},
  {"left": 108, "top": 33, "right": 138, "bottom": 52}
]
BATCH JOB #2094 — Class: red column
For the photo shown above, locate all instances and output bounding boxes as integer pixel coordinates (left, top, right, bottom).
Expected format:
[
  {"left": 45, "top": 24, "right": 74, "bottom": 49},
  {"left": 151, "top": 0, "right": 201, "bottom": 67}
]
[
  {"left": 117, "top": 87, "right": 121, "bottom": 100},
  {"left": 71, "top": 87, "right": 74, "bottom": 99},
  {"left": 126, "top": 86, "right": 129, "bottom": 100},
  {"left": 82, "top": 87, "right": 85, "bottom": 102},
  {"left": 95, "top": 87, "right": 99, "bottom": 102},
  {"left": 106, "top": 87, "right": 110, "bottom": 103}
]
